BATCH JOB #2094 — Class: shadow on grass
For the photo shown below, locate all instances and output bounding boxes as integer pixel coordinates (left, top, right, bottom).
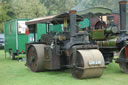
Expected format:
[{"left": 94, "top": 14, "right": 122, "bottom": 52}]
[{"left": 46, "top": 69, "right": 70, "bottom": 75}]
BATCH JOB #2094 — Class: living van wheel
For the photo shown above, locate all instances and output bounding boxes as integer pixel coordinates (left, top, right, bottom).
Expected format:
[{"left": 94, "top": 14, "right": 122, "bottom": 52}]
[{"left": 9, "top": 50, "right": 15, "bottom": 60}]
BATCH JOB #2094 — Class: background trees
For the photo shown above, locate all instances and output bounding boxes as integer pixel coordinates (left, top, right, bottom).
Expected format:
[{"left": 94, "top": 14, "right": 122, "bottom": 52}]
[
  {"left": 10, "top": 0, "right": 47, "bottom": 18},
  {"left": 0, "top": 0, "right": 122, "bottom": 32},
  {"left": 0, "top": 0, "right": 76, "bottom": 32},
  {"left": 40, "top": 0, "right": 76, "bottom": 15},
  {"left": 0, "top": 1, "right": 13, "bottom": 32}
]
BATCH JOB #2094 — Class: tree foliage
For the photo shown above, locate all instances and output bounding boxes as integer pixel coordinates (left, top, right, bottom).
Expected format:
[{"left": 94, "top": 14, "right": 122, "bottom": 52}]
[
  {"left": 40, "top": 0, "right": 76, "bottom": 15},
  {"left": 10, "top": 0, "right": 47, "bottom": 18},
  {"left": 0, "top": 1, "right": 12, "bottom": 32}
]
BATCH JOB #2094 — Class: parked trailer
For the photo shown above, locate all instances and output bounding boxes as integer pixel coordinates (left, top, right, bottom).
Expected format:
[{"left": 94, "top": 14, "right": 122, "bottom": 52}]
[{"left": 4, "top": 19, "right": 46, "bottom": 60}]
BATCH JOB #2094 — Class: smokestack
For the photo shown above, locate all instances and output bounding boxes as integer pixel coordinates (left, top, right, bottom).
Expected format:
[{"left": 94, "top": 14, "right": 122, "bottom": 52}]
[
  {"left": 120, "top": 1, "right": 128, "bottom": 31},
  {"left": 69, "top": 10, "right": 77, "bottom": 37}
]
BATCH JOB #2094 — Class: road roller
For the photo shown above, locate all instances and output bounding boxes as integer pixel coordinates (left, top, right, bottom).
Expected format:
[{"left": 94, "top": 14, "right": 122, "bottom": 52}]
[
  {"left": 25, "top": 10, "right": 105, "bottom": 79},
  {"left": 87, "top": 1, "right": 128, "bottom": 73}
]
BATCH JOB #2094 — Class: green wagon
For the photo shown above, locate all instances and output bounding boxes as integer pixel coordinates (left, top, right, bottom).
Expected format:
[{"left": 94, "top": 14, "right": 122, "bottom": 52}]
[{"left": 4, "top": 19, "right": 46, "bottom": 60}]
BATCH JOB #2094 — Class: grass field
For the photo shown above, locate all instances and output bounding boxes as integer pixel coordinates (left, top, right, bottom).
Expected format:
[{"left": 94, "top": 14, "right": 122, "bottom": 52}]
[{"left": 0, "top": 50, "right": 128, "bottom": 85}]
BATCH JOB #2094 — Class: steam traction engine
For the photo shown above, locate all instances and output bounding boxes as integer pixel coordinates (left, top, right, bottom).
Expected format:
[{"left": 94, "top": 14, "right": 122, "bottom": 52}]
[
  {"left": 25, "top": 11, "right": 105, "bottom": 79},
  {"left": 89, "top": 1, "right": 128, "bottom": 73}
]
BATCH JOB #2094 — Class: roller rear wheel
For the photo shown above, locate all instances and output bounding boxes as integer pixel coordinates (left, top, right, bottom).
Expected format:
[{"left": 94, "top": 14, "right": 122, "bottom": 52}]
[
  {"left": 72, "top": 49, "right": 105, "bottom": 79},
  {"left": 26, "top": 44, "right": 46, "bottom": 72}
]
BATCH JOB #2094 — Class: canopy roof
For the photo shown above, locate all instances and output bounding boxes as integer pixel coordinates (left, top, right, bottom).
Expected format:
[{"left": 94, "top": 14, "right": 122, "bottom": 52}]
[
  {"left": 26, "top": 12, "right": 83, "bottom": 25},
  {"left": 72, "top": 0, "right": 122, "bottom": 14},
  {"left": 77, "top": 7, "right": 112, "bottom": 18}
]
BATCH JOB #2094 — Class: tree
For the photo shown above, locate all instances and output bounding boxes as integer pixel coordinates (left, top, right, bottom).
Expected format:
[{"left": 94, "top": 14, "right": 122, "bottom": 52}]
[
  {"left": 41, "top": 0, "right": 76, "bottom": 15},
  {"left": 10, "top": 0, "right": 48, "bottom": 18},
  {"left": 0, "top": 1, "right": 12, "bottom": 32}
]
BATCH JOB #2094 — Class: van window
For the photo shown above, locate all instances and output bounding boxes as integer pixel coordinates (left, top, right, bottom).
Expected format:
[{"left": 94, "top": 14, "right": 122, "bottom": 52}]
[{"left": 18, "top": 21, "right": 28, "bottom": 34}]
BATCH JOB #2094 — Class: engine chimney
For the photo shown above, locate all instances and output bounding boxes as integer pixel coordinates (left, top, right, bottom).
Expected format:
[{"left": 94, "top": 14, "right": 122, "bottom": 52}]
[
  {"left": 69, "top": 10, "right": 77, "bottom": 36},
  {"left": 120, "top": 1, "right": 128, "bottom": 31}
]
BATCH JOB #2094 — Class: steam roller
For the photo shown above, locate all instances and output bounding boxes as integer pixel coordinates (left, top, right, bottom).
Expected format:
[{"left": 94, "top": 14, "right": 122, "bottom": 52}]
[
  {"left": 25, "top": 9, "right": 105, "bottom": 79},
  {"left": 26, "top": 43, "right": 105, "bottom": 79}
]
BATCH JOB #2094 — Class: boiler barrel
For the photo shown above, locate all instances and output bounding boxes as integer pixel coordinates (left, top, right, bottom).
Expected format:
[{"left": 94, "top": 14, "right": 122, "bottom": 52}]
[{"left": 97, "top": 38, "right": 117, "bottom": 47}]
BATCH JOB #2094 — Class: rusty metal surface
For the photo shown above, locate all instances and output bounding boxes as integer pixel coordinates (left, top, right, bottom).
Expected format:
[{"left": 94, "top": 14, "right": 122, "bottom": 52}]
[
  {"left": 26, "top": 15, "right": 56, "bottom": 25},
  {"left": 25, "top": 12, "right": 83, "bottom": 25},
  {"left": 72, "top": 49, "right": 105, "bottom": 79}
]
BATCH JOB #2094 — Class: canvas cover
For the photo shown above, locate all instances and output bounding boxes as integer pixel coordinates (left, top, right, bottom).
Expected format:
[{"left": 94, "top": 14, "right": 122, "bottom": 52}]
[{"left": 73, "top": 0, "right": 124, "bottom": 14}]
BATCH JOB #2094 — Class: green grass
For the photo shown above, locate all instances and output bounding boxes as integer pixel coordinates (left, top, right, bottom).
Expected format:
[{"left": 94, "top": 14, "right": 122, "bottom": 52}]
[{"left": 0, "top": 50, "right": 128, "bottom": 85}]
